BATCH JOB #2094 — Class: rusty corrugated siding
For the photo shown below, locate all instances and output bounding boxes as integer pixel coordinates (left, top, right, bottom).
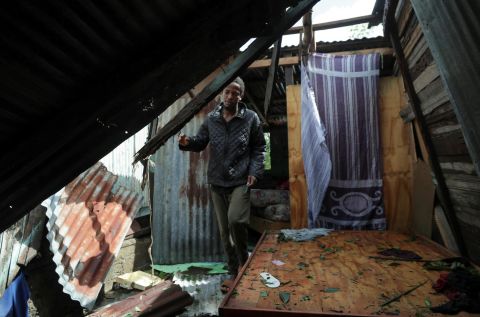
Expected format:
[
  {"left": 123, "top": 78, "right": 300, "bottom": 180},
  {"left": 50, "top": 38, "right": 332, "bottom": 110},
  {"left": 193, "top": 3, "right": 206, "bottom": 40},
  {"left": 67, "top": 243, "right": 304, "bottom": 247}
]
[
  {"left": 151, "top": 96, "right": 224, "bottom": 264},
  {"left": 43, "top": 162, "right": 143, "bottom": 309},
  {"left": 88, "top": 280, "right": 193, "bottom": 317},
  {"left": 0, "top": 205, "right": 46, "bottom": 294}
]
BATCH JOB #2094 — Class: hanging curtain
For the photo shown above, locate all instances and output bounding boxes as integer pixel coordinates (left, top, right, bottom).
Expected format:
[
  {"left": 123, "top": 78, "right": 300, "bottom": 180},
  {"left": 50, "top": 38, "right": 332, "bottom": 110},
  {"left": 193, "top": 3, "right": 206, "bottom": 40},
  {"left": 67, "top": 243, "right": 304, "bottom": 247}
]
[
  {"left": 301, "top": 66, "right": 332, "bottom": 228},
  {"left": 305, "top": 53, "right": 386, "bottom": 230}
]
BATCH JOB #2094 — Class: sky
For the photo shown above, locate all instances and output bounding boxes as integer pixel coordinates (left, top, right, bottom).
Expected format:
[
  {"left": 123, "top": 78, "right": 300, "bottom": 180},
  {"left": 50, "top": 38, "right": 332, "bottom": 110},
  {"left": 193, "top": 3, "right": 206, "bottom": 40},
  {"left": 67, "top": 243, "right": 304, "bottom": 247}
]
[{"left": 241, "top": 0, "right": 383, "bottom": 50}]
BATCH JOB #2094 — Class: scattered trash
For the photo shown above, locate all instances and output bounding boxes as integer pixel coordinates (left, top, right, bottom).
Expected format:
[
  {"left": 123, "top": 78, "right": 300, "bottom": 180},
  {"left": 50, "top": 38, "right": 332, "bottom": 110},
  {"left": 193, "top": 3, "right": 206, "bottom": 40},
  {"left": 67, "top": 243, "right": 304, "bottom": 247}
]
[
  {"left": 300, "top": 295, "right": 311, "bottom": 301},
  {"left": 115, "top": 271, "right": 163, "bottom": 291},
  {"left": 378, "top": 248, "right": 422, "bottom": 260},
  {"left": 260, "top": 272, "right": 281, "bottom": 288},
  {"left": 278, "top": 228, "right": 333, "bottom": 242},
  {"left": 151, "top": 262, "right": 228, "bottom": 275},
  {"left": 260, "top": 291, "right": 268, "bottom": 298},
  {"left": 272, "top": 259, "right": 285, "bottom": 266},
  {"left": 424, "top": 298, "right": 431, "bottom": 308},
  {"left": 323, "top": 288, "right": 340, "bottom": 293},
  {"left": 264, "top": 248, "right": 277, "bottom": 253},
  {"left": 297, "top": 262, "right": 309, "bottom": 270},
  {"left": 380, "top": 280, "right": 428, "bottom": 307},
  {"left": 279, "top": 292, "right": 290, "bottom": 304}
]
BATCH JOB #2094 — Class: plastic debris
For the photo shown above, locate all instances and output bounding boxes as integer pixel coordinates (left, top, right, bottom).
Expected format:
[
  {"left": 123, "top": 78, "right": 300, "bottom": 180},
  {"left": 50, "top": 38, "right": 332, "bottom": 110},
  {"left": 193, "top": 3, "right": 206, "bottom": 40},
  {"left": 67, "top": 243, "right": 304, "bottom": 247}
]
[
  {"left": 279, "top": 228, "right": 333, "bottom": 242},
  {"left": 260, "top": 272, "right": 281, "bottom": 288}
]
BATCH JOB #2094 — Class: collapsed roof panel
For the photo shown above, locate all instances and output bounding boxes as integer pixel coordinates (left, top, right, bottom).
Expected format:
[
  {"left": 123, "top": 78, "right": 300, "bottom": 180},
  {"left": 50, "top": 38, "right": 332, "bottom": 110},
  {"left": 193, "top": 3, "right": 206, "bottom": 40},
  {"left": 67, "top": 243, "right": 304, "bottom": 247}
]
[
  {"left": 43, "top": 162, "right": 142, "bottom": 309},
  {"left": 0, "top": 0, "right": 317, "bottom": 233}
]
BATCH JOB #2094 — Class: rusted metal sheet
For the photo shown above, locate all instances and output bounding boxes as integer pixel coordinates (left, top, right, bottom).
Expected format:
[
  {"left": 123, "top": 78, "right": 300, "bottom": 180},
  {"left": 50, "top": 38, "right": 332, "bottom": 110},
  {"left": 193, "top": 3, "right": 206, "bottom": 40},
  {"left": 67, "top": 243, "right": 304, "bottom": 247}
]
[
  {"left": 0, "top": 205, "right": 46, "bottom": 294},
  {"left": 151, "top": 96, "right": 224, "bottom": 264},
  {"left": 43, "top": 162, "right": 143, "bottom": 309},
  {"left": 88, "top": 280, "right": 193, "bottom": 317}
]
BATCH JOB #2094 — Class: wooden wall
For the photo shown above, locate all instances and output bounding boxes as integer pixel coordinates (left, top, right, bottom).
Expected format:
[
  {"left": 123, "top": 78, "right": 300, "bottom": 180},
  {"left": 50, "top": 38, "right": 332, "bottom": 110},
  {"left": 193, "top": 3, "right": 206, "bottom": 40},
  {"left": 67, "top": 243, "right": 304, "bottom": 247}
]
[
  {"left": 396, "top": 0, "right": 480, "bottom": 262},
  {"left": 379, "top": 76, "right": 414, "bottom": 232}
]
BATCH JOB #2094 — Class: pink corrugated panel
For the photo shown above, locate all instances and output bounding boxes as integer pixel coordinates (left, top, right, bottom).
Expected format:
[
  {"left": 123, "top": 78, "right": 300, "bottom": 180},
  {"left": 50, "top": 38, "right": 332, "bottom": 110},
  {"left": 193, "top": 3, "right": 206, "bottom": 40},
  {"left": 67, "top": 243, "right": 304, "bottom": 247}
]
[{"left": 44, "top": 162, "right": 143, "bottom": 309}]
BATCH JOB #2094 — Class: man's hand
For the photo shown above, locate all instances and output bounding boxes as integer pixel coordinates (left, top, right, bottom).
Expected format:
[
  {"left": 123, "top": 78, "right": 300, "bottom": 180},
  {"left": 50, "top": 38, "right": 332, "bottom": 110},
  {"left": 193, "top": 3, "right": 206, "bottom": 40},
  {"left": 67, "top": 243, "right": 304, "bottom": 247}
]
[
  {"left": 246, "top": 175, "right": 257, "bottom": 187},
  {"left": 178, "top": 133, "right": 189, "bottom": 146}
]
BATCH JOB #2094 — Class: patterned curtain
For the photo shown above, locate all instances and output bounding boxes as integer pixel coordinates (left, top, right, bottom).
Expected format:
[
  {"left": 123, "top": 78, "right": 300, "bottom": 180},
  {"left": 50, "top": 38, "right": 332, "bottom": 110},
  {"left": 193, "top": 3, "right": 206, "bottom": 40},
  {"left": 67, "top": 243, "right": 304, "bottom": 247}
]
[{"left": 304, "top": 53, "right": 386, "bottom": 230}]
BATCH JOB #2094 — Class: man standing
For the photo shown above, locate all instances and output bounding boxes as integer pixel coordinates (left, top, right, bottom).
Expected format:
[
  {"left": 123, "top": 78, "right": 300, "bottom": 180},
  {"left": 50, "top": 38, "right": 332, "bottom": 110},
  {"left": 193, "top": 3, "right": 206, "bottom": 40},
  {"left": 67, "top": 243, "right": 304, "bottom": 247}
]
[{"left": 178, "top": 77, "right": 265, "bottom": 291}]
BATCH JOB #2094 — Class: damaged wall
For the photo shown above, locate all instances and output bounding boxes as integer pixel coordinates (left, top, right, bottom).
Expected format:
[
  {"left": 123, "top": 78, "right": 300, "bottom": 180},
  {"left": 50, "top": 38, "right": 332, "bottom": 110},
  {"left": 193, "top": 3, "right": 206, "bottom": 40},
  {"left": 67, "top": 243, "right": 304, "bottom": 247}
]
[
  {"left": 395, "top": 0, "right": 480, "bottom": 262},
  {"left": 151, "top": 96, "right": 223, "bottom": 264}
]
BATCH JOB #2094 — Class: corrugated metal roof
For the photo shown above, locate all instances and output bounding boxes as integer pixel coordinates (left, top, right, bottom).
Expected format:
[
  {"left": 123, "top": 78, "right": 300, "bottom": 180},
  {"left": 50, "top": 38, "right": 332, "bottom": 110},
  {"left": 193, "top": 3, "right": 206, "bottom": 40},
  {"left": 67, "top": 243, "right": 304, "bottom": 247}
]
[
  {"left": 88, "top": 280, "right": 193, "bottom": 317},
  {"left": 0, "top": 205, "right": 46, "bottom": 294},
  {"left": 151, "top": 97, "right": 224, "bottom": 264},
  {"left": 0, "top": 0, "right": 302, "bottom": 233},
  {"left": 43, "top": 162, "right": 143, "bottom": 309}
]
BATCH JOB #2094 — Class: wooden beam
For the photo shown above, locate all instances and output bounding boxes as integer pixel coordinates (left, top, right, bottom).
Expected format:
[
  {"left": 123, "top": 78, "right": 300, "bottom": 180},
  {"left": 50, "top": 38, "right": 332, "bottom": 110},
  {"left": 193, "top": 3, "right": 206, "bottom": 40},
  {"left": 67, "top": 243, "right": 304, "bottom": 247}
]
[
  {"left": 387, "top": 0, "right": 468, "bottom": 257},
  {"left": 287, "top": 85, "right": 308, "bottom": 229},
  {"left": 248, "top": 56, "right": 299, "bottom": 69},
  {"left": 134, "top": 0, "right": 321, "bottom": 163},
  {"left": 264, "top": 39, "right": 282, "bottom": 118},
  {"left": 302, "top": 10, "right": 315, "bottom": 53},
  {"left": 285, "top": 14, "right": 381, "bottom": 35}
]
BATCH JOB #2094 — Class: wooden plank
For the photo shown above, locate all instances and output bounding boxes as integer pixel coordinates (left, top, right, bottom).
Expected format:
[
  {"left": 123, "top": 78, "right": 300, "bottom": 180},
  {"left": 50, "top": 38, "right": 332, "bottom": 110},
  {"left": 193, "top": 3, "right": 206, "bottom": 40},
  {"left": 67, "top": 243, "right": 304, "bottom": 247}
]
[
  {"left": 407, "top": 36, "right": 428, "bottom": 69},
  {"left": 248, "top": 56, "right": 299, "bottom": 69},
  {"left": 397, "top": 0, "right": 413, "bottom": 38},
  {"left": 411, "top": 160, "right": 435, "bottom": 238},
  {"left": 264, "top": 39, "right": 282, "bottom": 118},
  {"left": 285, "top": 15, "right": 381, "bottom": 35},
  {"left": 249, "top": 215, "right": 290, "bottom": 234},
  {"left": 379, "top": 76, "right": 413, "bottom": 233},
  {"left": 220, "top": 231, "right": 464, "bottom": 316},
  {"left": 431, "top": 128, "right": 469, "bottom": 157},
  {"left": 417, "top": 77, "right": 450, "bottom": 116},
  {"left": 402, "top": 16, "right": 423, "bottom": 56},
  {"left": 434, "top": 206, "right": 460, "bottom": 253},
  {"left": 286, "top": 85, "right": 307, "bottom": 229},
  {"left": 413, "top": 63, "right": 440, "bottom": 93}
]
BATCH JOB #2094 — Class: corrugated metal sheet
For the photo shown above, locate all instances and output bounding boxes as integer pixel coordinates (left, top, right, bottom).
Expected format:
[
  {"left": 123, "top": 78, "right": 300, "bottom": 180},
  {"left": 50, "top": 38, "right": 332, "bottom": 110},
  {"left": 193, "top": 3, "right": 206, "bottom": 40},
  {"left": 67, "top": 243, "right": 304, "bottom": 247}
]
[
  {"left": 43, "top": 162, "right": 143, "bottom": 309},
  {"left": 0, "top": 205, "right": 46, "bottom": 294},
  {"left": 0, "top": 0, "right": 296, "bottom": 234},
  {"left": 100, "top": 125, "right": 150, "bottom": 214},
  {"left": 88, "top": 280, "right": 193, "bottom": 317},
  {"left": 152, "top": 96, "right": 224, "bottom": 264}
]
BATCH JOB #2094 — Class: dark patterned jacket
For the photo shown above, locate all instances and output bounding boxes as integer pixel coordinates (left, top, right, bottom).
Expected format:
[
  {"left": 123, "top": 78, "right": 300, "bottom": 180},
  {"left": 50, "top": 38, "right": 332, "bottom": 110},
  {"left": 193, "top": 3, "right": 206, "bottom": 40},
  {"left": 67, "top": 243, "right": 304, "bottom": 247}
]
[{"left": 179, "top": 102, "right": 265, "bottom": 188}]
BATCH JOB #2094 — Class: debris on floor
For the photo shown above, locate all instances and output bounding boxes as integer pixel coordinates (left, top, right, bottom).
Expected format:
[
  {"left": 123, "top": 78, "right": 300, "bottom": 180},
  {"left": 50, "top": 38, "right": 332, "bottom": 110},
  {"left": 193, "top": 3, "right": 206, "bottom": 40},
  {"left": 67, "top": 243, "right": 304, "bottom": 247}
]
[
  {"left": 114, "top": 271, "right": 164, "bottom": 291},
  {"left": 87, "top": 280, "right": 193, "bottom": 317}
]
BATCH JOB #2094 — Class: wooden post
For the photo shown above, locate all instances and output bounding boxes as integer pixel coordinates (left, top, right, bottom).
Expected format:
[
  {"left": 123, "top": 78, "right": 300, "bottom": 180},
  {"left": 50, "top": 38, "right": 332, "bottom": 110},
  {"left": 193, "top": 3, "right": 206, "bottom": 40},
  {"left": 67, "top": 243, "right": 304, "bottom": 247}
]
[{"left": 287, "top": 85, "right": 308, "bottom": 228}]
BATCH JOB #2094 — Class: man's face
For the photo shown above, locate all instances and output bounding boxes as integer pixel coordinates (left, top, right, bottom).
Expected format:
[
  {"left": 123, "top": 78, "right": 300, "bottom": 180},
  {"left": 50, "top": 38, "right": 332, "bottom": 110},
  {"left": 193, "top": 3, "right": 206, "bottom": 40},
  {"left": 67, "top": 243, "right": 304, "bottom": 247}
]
[{"left": 222, "top": 83, "right": 242, "bottom": 109}]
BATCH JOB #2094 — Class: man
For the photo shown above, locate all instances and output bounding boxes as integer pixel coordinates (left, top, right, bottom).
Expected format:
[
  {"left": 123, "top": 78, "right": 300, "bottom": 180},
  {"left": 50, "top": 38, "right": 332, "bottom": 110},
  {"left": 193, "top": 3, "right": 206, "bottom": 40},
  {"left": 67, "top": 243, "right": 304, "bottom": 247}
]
[{"left": 178, "top": 77, "right": 265, "bottom": 291}]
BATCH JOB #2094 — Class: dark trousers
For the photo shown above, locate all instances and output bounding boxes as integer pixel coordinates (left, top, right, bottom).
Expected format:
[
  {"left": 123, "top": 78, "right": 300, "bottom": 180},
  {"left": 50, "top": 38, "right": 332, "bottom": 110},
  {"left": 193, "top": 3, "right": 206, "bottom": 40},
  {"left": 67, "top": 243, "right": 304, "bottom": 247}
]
[{"left": 210, "top": 184, "right": 250, "bottom": 276}]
